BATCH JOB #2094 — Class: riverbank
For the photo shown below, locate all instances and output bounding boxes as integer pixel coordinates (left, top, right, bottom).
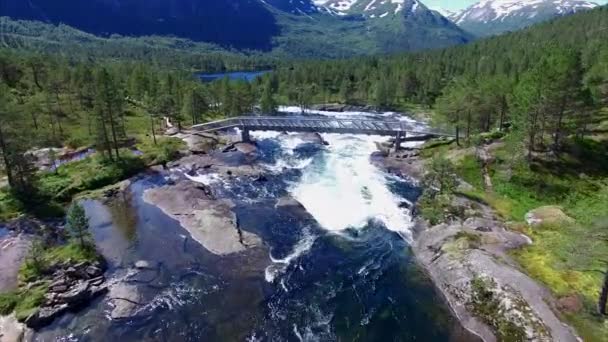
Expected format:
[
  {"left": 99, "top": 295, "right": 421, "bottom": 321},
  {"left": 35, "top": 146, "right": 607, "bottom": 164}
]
[{"left": 375, "top": 133, "right": 608, "bottom": 341}]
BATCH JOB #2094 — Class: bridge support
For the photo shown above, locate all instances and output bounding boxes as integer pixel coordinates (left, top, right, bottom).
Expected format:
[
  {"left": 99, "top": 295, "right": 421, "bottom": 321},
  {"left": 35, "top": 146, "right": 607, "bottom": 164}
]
[
  {"left": 394, "top": 131, "right": 405, "bottom": 152},
  {"left": 241, "top": 128, "right": 251, "bottom": 143}
]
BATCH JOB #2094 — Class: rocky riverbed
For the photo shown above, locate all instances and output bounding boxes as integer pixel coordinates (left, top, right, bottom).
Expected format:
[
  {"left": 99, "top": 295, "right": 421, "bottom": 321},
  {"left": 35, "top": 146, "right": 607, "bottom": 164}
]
[{"left": 1, "top": 108, "right": 578, "bottom": 341}]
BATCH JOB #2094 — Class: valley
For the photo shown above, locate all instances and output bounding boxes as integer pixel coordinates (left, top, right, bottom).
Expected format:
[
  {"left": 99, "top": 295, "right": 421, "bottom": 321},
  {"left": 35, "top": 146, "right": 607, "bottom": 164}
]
[{"left": 1, "top": 1, "right": 608, "bottom": 342}]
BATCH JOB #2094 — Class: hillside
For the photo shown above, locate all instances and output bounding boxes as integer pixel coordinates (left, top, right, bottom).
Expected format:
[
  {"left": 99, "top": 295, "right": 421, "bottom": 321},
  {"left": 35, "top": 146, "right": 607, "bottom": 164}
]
[{"left": 0, "top": 0, "right": 471, "bottom": 57}]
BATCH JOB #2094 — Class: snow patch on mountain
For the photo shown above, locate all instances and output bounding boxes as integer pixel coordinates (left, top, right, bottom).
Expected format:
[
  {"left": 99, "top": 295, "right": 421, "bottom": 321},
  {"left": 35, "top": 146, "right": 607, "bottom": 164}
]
[{"left": 452, "top": 0, "right": 598, "bottom": 25}]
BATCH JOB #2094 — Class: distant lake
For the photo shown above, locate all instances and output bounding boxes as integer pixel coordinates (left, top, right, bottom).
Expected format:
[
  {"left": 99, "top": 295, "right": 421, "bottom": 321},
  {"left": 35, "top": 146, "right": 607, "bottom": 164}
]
[{"left": 197, "top": 70, "right": 271, "bottom": 83}]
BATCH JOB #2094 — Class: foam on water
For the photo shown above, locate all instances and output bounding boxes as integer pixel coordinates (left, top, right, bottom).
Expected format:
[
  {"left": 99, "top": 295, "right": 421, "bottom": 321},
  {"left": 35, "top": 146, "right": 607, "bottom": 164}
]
[
  {"left": 265, "top": 228, "right": 317, "bottom": 284},
  {"left": 185, "top": 173, "right": 224, "bottom": 186},
  {"left": 288, "top": 133, "right": 416, "bottom": 241}
]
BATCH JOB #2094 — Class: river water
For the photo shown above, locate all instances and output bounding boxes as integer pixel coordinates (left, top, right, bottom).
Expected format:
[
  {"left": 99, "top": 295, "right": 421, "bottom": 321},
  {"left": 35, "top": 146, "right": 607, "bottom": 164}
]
[{"left": 33, "top": 109, "right": 473, "bottom": 341}]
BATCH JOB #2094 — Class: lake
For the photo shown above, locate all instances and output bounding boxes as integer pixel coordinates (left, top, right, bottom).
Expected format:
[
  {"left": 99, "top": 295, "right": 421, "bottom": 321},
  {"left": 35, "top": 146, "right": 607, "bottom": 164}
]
[{"left": 197, "top": 70, "right": 270, "bottom": 83}]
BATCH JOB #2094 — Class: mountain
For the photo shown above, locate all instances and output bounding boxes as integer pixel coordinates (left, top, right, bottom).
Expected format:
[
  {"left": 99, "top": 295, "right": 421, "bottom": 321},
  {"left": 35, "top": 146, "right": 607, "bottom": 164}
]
[
  {"left": 0, "top": 0, "right": 280, "bottom": 50},
  {"left": 0, "top": 0, "right": 471, "bottom": 57},
  {"left": 449, "top": 0, "right": 599, "bottom": 37}
]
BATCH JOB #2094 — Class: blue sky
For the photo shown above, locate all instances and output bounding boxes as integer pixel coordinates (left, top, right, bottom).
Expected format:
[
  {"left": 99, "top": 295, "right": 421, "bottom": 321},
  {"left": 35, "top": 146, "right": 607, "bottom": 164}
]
[{"left": 425, "top": 0, "right": 608, "bottom": 12}]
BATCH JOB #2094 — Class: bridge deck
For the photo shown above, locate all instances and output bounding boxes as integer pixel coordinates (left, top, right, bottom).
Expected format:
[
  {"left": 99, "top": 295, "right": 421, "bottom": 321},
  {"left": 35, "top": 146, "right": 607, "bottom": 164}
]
[{"left": 192, "top": 116, "right": 453, "bottom": 138}]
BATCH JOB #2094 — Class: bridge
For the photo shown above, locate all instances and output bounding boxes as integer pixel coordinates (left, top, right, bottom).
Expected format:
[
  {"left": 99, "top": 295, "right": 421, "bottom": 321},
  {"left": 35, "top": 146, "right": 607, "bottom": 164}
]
[{"left": 192, "top": 116, "right": 454, "bottom": 150}]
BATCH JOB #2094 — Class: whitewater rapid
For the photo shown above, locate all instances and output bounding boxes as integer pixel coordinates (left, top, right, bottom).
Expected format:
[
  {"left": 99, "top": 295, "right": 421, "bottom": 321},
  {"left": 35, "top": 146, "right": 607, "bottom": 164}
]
[{"left": 258, "top": 107, "right": 427, "bottom": 241}]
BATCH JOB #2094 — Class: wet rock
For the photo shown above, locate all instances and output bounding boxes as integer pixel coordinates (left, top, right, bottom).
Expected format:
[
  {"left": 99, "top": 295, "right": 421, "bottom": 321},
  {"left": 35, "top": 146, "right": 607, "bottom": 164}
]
[
  {"left": 234, "top": 142, "right": 258, "bottom": 155},
  {"left": 50, "top": 284, "right": 68, "bottom": 293},
  {"left": 89, "top": 276, "right": 105, "bottom": 287},
  {"left": 24, "top": 304, "right": 70, "bottom": 330},
  {"left": 525, "top": 206, "right": 575, "bottom": 228},
  {"left": 398, "top": 201, "right": 411, "bottom": 209},
  {"left": 57, "top": 282, "right": 90, "bottom": 304},
  {"left": 134, "top": 260, "right": 153, "bottom": 270},
  {"left": 253, "top": 175, "right": 268, "bottom": 182},
  {"left": 108, "top": 283, "right": 143, "bottom": 320},
  {"left": 85, "top": 265, "right": 103, "bottom": 278}
]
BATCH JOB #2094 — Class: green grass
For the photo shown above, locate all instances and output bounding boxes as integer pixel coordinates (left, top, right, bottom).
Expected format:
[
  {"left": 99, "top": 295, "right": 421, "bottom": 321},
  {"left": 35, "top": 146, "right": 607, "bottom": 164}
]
[
  {"left": 137, "top": 137, "right": 185, "bottom": 165},
  {"left": 0, "top": 292, "right": 19, "bottom": 315},
  {"left": 20, "top": 242, "right": 101, "bottom": 282},
  {"left": 0, "top": 285, "right": 48, "bottom": 321},
  {"left": 38, "top": 153, "right": 146, "bottom": 202},
  {"left": 0, "top": 189, "right": 24, "bottom": 221},
  {"left": 13, "top": 284, "right": 48, "bottom": 321},
  {"left": 1, "top": 241, "right": 101, "bottom": 320}
]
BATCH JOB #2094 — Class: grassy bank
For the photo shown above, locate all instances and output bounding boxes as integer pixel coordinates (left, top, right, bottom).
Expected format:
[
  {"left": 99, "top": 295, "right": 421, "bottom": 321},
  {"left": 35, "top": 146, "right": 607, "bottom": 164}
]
[
  {"left": 0, "top": 137, "right": 184, "bottom": 221},
  {"left": 420, "top": 135, "right": 608, "bottom": 340}
]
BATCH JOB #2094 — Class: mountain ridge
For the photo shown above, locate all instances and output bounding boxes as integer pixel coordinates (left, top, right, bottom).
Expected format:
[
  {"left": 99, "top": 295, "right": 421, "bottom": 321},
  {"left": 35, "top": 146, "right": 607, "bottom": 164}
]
[
  {"left": 0, "top": 0, "right": 471, "bottom": 57},
  {"left": 448, "top": 0, "right": 599, "bottom": 36}
]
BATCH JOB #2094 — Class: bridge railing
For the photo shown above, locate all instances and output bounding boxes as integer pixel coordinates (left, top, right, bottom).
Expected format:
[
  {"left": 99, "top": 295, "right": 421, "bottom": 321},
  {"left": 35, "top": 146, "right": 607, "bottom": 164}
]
[{"left": 191, "top": 115, "right": 454, "bottom": 137}]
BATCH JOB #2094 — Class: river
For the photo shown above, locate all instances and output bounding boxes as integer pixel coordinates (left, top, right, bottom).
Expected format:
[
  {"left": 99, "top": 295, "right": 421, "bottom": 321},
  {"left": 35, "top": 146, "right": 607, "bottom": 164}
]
[{"left": 33, "top": 109, "right": 474, "bottom": 341}]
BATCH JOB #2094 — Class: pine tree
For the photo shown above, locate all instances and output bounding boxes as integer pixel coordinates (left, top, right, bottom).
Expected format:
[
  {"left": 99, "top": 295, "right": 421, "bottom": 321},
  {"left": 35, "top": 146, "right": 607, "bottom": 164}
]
[
  {"left": 66, "top": 202, "right": 93, "bottom": 249},
  {"left": 260, "top": 79, "right": 277, "bottom": 114}
]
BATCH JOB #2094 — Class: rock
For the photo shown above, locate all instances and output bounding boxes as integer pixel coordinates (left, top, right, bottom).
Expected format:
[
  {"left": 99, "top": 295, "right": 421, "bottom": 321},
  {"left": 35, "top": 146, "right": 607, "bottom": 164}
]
[
  {"left": 50, "top": 284, "right": 69, "bottom": 293},
  {"left": 557, "top": 295, "right": 584, "bottom": 314},
  {"left": 284, "top": 132, "right": 328, "bottom": 146},
  {"left": 143, "top": 181, "right": 262, "bottom": 255},
  {"left": 108, "top": 283, "right": 144, "bottom": 320},
  {"left": 57, "top": 282, "right": 90, "bottom": 304},
  {"left": 234, "top": 142, "right": 258, "bottom": 155},
  {"left": 88, "top": 276, "right": 105, "bottom": 287},
  {"left": 525, "top": 206, "right": 575, "bottom": 228},
  {"left": 24, "top": 304, "right": 69, "bottom": 329},
  {"left": 253, "top": 175, "right": 268, "bottom": 182},
  {"left": 165, "top": 127, "right": 179, "bottom": 136},
  {"left": 0, "top": 315, "right": 26, "bottom": 342},
  {"left": 398, "top": 201, "right": 411, "bottom": 209},
  {"left": 134, "top": 260, "right": 153, "bottom": 270},
  {"left": 85, "top": 266, "right": 102, "bottom": 278}
]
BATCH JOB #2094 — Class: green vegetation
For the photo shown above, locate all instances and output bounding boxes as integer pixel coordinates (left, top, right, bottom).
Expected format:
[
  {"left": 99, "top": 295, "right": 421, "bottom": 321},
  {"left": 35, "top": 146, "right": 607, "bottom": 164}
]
[
  {"left": 468, "top": 277, "right": 529, "bottom": 342},
  {"left": 418, "top": 157, "right": 460, "bottom": 225},
  {"left": 0, "top": 285, "right": 48, "bottom": 321},
  {"left": 420, "top": 136, "right": 608, "bottom": 339}
]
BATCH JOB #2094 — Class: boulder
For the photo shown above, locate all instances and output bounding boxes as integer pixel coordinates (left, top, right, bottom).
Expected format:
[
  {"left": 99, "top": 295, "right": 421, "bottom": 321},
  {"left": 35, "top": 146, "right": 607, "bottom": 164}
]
[
  {"left": 57, "top": 282, "right": 90, "bottom": 304},
  {"left": 134, "top": 260, "right": 153, "bottom": 270},
  {"left": 24, "top": 304, "right": 69, "bottom": 329},
  {"left": 85, "top": 265, "right": 103, "bottom": 278},
  {"left": 557, "top": 294, "right": 584, "bottom": 314},
  {"left": 525, "top": 206, "right": 575, "bottom": 228},
  {"left": 234, "top": 142, "right": 258, "bottom": 155},
  {"left": 108, "top": 283, "right": 143, "bottom": 320}
]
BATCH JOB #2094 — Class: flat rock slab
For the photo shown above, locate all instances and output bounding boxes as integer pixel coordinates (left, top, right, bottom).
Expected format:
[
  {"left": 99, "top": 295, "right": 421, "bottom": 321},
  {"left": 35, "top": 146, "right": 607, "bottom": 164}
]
[
  {"left": 0, "top": 234, "right": 31, "bottom": 292},
  {"left": 143, "top": 181, "right": 262, "bottom": 255},
  {"left": 413, "top": 217, "right": 580, "bottom": 342},
  {"left": 0, "top": 315, "right": 27, "bottom": 342}
]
